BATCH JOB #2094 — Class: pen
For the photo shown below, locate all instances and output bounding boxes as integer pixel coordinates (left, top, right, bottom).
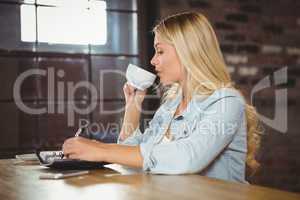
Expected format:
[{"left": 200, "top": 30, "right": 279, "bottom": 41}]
[{"left": 74, "top": 127, "right": 83, "bottom": 137}]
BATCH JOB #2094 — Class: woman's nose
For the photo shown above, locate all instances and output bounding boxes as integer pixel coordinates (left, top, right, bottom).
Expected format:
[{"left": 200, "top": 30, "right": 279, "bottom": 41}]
[{"left": 150, "top": 55, "right": 157, "bottom": 67}]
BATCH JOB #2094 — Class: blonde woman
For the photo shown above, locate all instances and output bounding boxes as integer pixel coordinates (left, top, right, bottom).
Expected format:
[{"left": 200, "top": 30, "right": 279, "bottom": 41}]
[{"left": 63, "top": 12, "right": 260, "bottom": 183}]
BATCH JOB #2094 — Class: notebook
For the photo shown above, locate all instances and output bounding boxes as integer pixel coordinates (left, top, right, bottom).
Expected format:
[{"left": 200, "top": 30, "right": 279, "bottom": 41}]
[{"left": 36, "top": 150, "right": 109, "bottom": 170}]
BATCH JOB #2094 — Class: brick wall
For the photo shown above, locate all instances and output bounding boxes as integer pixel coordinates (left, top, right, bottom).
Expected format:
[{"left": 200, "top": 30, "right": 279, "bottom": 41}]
[{"left": 154, "top": 0, "right": 300, "bottom": 193}]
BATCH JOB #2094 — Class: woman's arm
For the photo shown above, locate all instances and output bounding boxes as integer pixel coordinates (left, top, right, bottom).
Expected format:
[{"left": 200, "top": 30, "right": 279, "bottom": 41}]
[
  {"left": 62, "top": 83, "right": 146, "bottom": 168},
  {"left": 62, "top": 84, "right": 150, "bottom": 168},
  {"left": 62, "top": 137, "right": 143, "bottom": 168},
  {"left": 103, "top": 143, "right": 143, "bottom": 168},
  {"left": 119, "top": 101, "right": 142, "bottom": 141},
  {"left": 119, "top": 83, "right": 146, "bottom": 141}
]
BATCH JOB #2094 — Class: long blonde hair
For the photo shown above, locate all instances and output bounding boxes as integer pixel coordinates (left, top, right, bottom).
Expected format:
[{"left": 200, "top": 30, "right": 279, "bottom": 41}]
[{"left": 153, "top": 12, "right": 261, "bottom": 172}]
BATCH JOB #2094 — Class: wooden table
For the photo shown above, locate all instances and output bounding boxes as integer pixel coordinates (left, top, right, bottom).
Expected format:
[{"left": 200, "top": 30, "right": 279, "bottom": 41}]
[{"left": 0, "top": 159, "right": 299, "bottom": 200}]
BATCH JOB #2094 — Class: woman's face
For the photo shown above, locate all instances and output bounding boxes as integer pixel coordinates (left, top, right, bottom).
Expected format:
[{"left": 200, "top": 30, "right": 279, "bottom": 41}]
[{"left": 150, "top": 34, "right": 185, "bottom": 86}]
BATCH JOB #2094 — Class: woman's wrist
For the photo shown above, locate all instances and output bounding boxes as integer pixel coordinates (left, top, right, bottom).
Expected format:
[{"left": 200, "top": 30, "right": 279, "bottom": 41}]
[
  {"left": 125, "top": 99, "right": 143, "bottom": 112},
  {"left": 98, "top": 143, "right": 143, "bottom": 168},
  {"left": 96, "top": 142, "right": 110, "bottom": 162},
  {"left": 121, "top": 108, "right": 141, "bottom": 139},
  {"left": 120, "top": 94, "right": 143, "bottom": 141},
  {"left": 125, "top": 90, "right": 146, "bottom": 107}
]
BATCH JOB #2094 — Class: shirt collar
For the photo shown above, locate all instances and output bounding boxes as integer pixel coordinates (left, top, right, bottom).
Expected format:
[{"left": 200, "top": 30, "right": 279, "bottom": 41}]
[
  {"left": 161, "top": 88, "right": 239, "bottom": 121},
  {"left": 164, "top": 88, "right": 182, "bottom": 112},
  {"left": 168, "top": 89, "right": 208, "bottom": 119}
]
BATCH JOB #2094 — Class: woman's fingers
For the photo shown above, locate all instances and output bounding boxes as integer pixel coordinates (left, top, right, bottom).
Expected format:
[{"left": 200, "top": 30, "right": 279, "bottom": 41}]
[
  {"left": 62, "top": 137, "right": 78, "bottom": 156},
  {"left": 67, "top": 153, "right": 80, "bottom": 160},
  {"left": 123, "top": 83, "right": 128, "bottom": 94},
  {"left": 135, "top": 89, "right": 146, "bottom": 95},
  {"left": 127, "top": 84, "right": 136, "bottom": 93},
  {"left": 123, "top": 83, "right": 136, "bottom": 103},
  {"left": 62, "top": 144, "right": 74, "bottom": 157},
  {"left": 125, "top": 83, "right": 139, "bottom": 94},
  {"left": 123, "top": 83, "right": 131, "bottom": 100},
  {"left": 123, "top": 82, "right": 147, "bottom": 104},
  {"left": 61, "top": 136, "right": 106, "bottom": 162},
  {"left": 62, "top": 137, "right": 99, "bottom": 160}
]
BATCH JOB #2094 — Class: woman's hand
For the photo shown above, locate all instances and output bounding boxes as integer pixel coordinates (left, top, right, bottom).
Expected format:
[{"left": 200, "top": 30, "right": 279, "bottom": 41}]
[
  {"left": 63, "top": 137, "right": 143, "bottom": 168},
  {"left": 123, "top": 82, "right": 146, "bottom": 106},
  {"left": 62, "top": 137, "right": 106, "bottom": 161}
]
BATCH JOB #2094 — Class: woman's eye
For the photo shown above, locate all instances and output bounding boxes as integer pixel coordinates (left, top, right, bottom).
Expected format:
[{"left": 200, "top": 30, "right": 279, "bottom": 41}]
[{"left": 156, "top": 51, "right": 163, "bottom": 55}]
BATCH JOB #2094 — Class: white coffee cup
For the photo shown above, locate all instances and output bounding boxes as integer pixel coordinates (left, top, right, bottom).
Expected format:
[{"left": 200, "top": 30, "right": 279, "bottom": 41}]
[{"left": 126, "top": 63, "right": 156, "bottom": 90}]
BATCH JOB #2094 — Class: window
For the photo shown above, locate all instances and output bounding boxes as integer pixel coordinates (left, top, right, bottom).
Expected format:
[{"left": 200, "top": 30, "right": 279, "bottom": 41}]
[{"left": 21, "top": 0, "right": 107, "bottom": 45}]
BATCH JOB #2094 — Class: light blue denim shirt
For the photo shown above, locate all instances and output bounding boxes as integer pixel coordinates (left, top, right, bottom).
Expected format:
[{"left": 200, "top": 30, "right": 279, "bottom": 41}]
[{"left": 118, "top": 88, "right": 247, "bottom": 183}]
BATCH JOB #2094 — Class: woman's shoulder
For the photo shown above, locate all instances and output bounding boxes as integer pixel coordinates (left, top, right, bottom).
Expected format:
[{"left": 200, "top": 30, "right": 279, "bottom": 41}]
[
  {"left": 212, "top": 87, "right": 244, "bottom": 99},
  {"left": 192, "top": 87, "right": 246, "bottom": 111}
]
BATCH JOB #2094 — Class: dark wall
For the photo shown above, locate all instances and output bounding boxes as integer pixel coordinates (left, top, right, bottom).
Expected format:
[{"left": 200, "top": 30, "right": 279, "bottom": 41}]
[
  {"left": 0, "top": 0, "right": 143, "bottom": 156},
  {"left": 153, "top": 0, "right": 300, "bottom": 193}
]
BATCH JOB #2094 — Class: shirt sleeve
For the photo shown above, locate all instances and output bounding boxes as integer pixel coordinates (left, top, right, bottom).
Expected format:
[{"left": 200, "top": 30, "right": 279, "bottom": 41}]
[
  {"left": 117, "top": 111, "right": 161, "bottom": 146},
  {"left": 140, "top": 96, "right": 246, "bottom": 174},
  {"left": 117, "top": 127, "right": 145, "bottom": 145},
  {"left": 117, "top": 101, "right": 168, "bottom": 146}
]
